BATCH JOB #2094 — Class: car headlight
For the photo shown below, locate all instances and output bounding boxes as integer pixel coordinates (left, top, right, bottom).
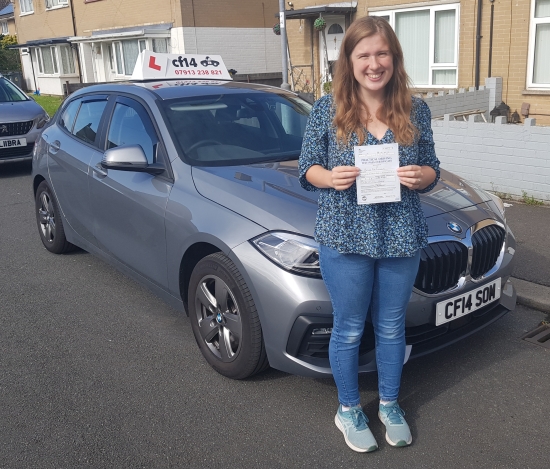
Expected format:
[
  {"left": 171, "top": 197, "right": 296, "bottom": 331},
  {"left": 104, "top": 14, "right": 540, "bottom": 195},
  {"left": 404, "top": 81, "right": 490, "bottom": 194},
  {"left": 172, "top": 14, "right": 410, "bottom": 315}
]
[
  {"left": 36, "top": 114, "right": 50, "bottom": 129},
  {"left": 251, "top": 232, "right": 321, "bottom": 278},
  {"left": 487, "top": 191, "right": 506, "bottom": 217}
]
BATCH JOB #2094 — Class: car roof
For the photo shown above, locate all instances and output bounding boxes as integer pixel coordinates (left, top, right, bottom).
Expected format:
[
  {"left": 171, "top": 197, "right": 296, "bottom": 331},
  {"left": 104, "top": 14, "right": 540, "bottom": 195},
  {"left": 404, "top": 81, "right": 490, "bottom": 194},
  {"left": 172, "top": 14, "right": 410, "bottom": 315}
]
[{"left": 68, "top": 80, "right": 295, "bottom": 102}]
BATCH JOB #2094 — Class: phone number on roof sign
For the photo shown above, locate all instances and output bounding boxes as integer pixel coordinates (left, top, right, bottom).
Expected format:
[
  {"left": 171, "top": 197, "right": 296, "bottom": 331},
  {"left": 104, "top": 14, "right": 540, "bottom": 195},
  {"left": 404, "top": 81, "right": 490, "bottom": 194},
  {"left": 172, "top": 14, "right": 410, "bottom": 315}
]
[{"left": 175, "top": 69, "right": 224, "bottom": 76}]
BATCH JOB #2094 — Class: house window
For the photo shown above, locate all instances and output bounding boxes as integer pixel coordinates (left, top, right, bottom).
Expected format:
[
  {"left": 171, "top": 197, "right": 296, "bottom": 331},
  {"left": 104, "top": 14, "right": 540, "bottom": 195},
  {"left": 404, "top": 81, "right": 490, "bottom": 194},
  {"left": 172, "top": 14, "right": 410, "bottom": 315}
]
[
  {"left": 45, "top": 0, "right": 68, "bottom": 9},
  {"left": 59, "top": 45, "right": 75, "bottom": 74},
  {"left": 371, "top": 4, "right": 460, "bottom": 88},
  {"left": 528, "top": 0, "right": 550, "bottom": 88},
  {"left": 38, "top": 47, "right": 59, "bottom": 75},
  {"left": 0, "top": 20, "right": 8, "bottom": 34},
  {"left": 152, "top": 38, "right": 168, "bottom": 53},
  {"left": 112, "top": 38, "right": 169, "bottom": 75},
  {"left": 35, "top": 45, "right": 76, "bottom": 75},
  {"left": 113, "top": 40, "right": 139, "bottom": 76},
  {"left": 19, "top": 0, "right": 34, "bottom": 14}
]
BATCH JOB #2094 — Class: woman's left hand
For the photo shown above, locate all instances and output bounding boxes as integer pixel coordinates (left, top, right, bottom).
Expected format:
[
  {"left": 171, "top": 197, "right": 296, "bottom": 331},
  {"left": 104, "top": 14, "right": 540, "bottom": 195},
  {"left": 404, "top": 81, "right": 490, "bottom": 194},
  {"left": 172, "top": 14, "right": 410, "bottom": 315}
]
[{"left": 397, "top": 165, "right": 435, "bottom": 191}]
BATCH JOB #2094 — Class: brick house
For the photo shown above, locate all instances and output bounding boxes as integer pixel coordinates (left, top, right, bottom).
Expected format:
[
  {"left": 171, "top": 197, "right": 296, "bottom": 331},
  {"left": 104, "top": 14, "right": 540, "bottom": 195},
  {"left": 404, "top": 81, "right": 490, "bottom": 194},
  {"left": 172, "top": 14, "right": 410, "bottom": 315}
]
[
  {"left": 284, "top": 0, "right": 550, "bottom": 124},
  {"left": 0, "top": 2, "right": 16, "bottom": 36},
  {"left": 12, "top": 0, "right": 283, "bottom": 95}
]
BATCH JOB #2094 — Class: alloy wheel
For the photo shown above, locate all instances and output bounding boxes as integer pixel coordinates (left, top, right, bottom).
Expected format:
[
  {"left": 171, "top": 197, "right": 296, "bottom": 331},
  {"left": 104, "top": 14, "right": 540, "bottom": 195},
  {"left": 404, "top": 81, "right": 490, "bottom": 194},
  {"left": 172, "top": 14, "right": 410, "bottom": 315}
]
[
  {"left": 194, "top": 275, "right": 243, "bottom": 362},
  {"left": 38, "top": 191, "right": 56, "bottom": 244}
]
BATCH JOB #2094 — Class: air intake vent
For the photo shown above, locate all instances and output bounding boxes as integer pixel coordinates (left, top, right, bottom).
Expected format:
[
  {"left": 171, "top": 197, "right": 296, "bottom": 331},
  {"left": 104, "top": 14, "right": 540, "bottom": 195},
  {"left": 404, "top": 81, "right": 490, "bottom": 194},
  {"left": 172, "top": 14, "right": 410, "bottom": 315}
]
[
  {"left": 0, "top": 120, "right": 34, "bottom": 136},
  {"left": 471, "top": 225, "right": 505, "bottom": 279},
  {"left": 415, "top": 241, "right": 468, "bottom": 294},
  {"left": 0, "top": 142, "right": 33, "bottom": 159}
]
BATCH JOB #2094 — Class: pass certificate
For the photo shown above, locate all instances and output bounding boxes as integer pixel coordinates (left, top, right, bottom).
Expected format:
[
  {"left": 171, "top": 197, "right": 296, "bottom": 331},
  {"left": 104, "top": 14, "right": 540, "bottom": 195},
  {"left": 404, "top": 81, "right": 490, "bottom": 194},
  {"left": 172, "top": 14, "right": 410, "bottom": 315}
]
[{"left": 354, "top": 143, "right": 401, "bottom": 205}]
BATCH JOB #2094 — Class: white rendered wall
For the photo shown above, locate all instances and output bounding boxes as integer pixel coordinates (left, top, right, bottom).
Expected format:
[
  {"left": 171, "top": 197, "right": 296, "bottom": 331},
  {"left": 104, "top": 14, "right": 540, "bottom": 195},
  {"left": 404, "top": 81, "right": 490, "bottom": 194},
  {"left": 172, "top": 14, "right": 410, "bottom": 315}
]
[
  {"left": 180, "top": 27, "right": 282, "bottom": 75},
  {"left": 432, "top": 116, "right": 550, "bottom": 202},
  {"left": 20, "top": 52, "right": 34, "bottom": 91}
]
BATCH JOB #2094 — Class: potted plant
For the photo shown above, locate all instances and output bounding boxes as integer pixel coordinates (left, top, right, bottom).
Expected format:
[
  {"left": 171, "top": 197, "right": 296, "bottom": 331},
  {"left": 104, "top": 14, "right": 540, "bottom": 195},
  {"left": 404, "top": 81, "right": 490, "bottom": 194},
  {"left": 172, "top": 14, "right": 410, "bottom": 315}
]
[
  {"left": 273, "top": 23, "right": 281, "bottom": 35},
  {"left": 314, "top": 17, "right": 327, "bottom": 31}
]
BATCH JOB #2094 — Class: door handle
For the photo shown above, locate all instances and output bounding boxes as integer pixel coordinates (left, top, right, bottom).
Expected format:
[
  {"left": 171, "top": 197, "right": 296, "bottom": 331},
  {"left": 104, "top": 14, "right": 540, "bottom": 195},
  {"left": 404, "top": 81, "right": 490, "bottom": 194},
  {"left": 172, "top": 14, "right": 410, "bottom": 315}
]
[
  {"left": 92, "top": 163, "right": 108, "bottom": 178},
  {"left": 48, "top": 140, "right": 61, "bottom": 154}
]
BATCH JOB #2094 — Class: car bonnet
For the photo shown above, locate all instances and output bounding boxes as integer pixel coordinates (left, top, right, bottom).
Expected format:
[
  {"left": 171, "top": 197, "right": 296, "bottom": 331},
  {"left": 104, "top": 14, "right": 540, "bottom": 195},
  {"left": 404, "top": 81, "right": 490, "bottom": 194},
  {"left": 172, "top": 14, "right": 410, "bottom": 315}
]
[
  {"left": 192, "top": 163, "right": 493, "bottom": 235},
  {"left": 0, "top": 99, "right": 45, "bottom": 123}
]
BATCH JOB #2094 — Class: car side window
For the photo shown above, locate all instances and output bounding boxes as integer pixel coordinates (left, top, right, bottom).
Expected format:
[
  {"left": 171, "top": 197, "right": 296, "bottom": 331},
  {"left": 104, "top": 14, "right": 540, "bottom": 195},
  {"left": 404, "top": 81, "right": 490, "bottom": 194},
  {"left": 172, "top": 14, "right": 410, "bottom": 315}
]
[
  {"left": 107, "top": 101, "right": 156, "bottom": 164},
  {"left": 72, "top": 99, "right": 108, "bottom": 146},
  {"left": 59, "top": 99, "right": 81, "bottom": 133}
]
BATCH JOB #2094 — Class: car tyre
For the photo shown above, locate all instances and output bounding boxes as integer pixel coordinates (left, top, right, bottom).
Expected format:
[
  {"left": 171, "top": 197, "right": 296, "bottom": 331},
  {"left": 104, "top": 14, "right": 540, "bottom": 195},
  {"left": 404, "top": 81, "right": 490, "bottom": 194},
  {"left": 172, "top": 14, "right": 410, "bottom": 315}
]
[
  {"left": 188, "top": 253, "right": 269, "bottom": 379},
  {"left": 35, "top": 181, "right": 74, "bottom": 254}
]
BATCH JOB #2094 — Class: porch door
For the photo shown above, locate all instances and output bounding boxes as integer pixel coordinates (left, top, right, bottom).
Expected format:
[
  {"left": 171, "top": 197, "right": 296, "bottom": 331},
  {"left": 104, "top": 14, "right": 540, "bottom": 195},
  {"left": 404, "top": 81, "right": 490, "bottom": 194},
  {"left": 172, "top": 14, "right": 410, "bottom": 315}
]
[{"left": 319, "top": 17, "right": 345, "bottom": 92}]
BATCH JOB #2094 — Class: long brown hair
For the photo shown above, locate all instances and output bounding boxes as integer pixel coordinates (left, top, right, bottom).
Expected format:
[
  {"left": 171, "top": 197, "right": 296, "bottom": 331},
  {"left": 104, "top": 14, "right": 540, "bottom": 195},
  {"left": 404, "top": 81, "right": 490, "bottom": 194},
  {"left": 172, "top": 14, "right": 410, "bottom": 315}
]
[{"left": 332, "top": 16, "right": 416, "bottom": 146}]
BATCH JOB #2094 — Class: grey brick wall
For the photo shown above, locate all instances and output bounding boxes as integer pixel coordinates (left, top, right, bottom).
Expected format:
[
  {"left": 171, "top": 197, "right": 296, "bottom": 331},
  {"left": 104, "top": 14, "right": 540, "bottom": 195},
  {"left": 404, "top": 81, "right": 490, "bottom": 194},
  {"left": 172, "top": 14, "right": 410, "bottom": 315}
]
[
  {"left": 433, "top": 115, "right": 550, "bottom": 202},
  {"left": 423, "top": 77, "right": 503, "bottom": 121}
]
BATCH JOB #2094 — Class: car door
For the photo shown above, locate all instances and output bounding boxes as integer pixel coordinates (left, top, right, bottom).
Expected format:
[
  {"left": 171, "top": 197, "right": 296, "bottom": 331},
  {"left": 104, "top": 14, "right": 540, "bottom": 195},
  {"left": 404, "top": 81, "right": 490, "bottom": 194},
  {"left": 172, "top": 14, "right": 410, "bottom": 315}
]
[
  {"left": 46, "top": 95, "right": 110, "bottom": 245},
  {"left": 88, "top": 95, "right": 173, "bottom": 289}
]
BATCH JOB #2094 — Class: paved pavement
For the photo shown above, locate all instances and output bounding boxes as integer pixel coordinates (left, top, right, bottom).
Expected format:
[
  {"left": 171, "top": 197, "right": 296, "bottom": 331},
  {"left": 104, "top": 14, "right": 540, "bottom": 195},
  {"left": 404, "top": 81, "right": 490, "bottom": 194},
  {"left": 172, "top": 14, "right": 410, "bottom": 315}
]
[{"left": 504, "top": 202, "right": 550, "bottom": 313}]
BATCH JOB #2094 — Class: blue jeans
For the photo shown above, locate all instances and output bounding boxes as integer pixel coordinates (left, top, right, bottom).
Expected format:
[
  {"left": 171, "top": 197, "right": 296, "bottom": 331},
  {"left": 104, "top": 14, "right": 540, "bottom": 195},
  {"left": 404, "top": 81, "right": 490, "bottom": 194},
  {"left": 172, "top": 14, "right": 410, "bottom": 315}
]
[{"left": 319, "top": 245, "right": 421, "bottom": 406}]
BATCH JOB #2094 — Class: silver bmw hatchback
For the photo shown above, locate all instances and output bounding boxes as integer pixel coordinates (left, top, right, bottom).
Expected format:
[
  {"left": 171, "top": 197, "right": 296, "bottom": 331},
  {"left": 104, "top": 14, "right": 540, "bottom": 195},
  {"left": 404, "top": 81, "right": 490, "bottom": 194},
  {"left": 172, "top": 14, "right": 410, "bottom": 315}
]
[
  {"left": 0, "top": 75, "right": 49, "bottom": 164},
  {"left": 32, "top": 78, "right": 517, "bottom": 379}
]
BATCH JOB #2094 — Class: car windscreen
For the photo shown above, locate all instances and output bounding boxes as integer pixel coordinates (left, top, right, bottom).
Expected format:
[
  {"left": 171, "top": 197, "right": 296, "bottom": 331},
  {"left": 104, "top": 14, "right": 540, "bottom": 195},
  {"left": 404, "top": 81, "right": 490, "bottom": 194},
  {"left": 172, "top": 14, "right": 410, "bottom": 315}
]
[
  {"left": 0, "top": 78, "right": 29, "bottom": 103},
  {"left": 162, "top": 92, "right": 311, "bottom": 166}
]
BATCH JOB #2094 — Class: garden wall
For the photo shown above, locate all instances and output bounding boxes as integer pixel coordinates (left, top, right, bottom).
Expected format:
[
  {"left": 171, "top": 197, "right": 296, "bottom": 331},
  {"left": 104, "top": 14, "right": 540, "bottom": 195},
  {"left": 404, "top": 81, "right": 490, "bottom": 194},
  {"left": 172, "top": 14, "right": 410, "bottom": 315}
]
[{"left": 432, "top": 115, "right": 550, "bottom": 203}]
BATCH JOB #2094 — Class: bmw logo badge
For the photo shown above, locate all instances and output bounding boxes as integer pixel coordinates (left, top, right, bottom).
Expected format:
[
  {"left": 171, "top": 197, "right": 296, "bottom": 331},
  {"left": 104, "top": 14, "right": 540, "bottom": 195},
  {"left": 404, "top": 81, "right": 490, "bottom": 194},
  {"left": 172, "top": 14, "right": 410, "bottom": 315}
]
[
  {"left": 447, "top": 221, "right": 462, "bottom": 234},
  {"left": 216, "top": 312, "right": 223, "bottom": 324}
]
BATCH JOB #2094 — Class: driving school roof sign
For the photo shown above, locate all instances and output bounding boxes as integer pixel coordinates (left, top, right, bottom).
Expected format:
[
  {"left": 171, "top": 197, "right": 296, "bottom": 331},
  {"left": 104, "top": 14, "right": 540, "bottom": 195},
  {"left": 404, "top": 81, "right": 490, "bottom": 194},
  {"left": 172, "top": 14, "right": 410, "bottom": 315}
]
[{"left": 131, "top": 51, "right": 232, "bottom": 81}]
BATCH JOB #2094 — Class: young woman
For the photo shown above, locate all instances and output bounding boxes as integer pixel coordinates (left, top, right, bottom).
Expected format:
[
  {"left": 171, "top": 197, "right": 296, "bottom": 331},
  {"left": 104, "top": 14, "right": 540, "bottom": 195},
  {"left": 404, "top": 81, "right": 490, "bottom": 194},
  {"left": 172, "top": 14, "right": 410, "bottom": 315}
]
[{"left": 299, "top": 16, "right": 440, "bottom": 453}]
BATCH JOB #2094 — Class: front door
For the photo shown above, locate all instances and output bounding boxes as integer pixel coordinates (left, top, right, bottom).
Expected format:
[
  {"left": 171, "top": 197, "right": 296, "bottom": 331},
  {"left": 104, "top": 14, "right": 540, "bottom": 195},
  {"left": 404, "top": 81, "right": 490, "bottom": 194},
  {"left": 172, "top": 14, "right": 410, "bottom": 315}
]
[{"left": 319, "top": 17, "right": 346, "bottom": 93}]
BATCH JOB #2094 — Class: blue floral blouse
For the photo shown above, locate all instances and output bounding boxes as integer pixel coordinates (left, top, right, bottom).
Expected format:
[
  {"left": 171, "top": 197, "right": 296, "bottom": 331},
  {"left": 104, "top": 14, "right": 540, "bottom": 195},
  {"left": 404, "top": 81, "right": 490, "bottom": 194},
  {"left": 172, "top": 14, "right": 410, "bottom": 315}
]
[{"left": 299, "top": 94, "right": 440, "bottom": 258}]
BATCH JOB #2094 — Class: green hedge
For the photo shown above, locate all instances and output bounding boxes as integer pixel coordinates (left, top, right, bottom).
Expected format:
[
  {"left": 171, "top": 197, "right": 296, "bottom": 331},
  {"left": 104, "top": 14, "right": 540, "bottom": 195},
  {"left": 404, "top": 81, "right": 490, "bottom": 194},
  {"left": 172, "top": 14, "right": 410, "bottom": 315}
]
[{"left": 0, "top": 35, "right": 21, "bottom": 72}]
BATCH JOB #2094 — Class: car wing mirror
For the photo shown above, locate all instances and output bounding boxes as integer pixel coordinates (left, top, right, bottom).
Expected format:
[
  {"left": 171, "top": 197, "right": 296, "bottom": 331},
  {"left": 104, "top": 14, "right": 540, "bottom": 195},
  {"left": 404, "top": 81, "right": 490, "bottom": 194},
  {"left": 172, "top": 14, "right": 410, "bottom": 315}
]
[{"left": 101, "top": 145, "right": 165, "bottom": 175}]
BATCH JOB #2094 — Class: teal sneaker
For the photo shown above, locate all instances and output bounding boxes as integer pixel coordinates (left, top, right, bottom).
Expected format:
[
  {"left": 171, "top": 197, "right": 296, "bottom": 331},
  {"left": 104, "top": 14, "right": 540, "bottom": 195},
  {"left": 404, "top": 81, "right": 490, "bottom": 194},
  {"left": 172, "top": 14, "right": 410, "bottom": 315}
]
[
  {"left": 378, "top": 401, "right": 412, "bottom": 447},
  {"left": 334, "top": 405, "right": 378, "bottom": 453}
]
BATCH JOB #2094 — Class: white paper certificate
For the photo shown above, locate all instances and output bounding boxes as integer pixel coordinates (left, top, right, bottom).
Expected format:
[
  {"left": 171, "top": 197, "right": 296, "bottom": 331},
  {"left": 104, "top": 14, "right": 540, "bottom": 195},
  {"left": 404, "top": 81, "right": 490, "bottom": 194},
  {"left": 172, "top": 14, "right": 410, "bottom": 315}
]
[{"left": 354, "top": 143, "right": 401, "bottom": 205}]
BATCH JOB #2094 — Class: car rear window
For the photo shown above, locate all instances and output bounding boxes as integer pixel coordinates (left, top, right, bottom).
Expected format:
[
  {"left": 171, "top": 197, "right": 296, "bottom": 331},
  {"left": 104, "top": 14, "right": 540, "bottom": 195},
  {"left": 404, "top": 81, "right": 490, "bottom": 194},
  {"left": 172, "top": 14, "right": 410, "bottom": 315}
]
[{"left": 162, "top": 92, "right": 311, "bottom": 166}]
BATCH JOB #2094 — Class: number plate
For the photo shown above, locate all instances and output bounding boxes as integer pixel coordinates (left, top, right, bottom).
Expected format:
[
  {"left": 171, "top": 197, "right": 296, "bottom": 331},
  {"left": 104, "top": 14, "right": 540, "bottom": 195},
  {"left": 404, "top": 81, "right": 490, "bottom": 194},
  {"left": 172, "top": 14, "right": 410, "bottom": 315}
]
[
  {"left": 0, "top": 137, "right": 27, "bottom": 149},
  {"left": 436, "top": 278, "right": 501, "bottom": 326}
]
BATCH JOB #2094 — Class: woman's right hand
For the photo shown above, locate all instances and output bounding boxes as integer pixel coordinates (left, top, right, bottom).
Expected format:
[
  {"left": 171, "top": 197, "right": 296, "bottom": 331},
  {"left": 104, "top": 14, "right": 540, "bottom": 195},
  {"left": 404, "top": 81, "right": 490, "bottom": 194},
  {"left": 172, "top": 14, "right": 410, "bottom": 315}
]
[
  {"left": 305, "top": 165, "right": 360, "bottom": 191},
  {"left": 330, "top": 166, "right": 361, "bottom": 191}
]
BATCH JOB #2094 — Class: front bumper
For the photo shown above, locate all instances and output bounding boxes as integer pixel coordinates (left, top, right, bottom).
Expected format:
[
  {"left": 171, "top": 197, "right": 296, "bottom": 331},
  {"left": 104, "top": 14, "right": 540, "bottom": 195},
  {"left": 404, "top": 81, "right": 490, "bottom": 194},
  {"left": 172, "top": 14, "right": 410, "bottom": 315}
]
[
  {"left": 230, "top": 226, "right": 517, "bottom": 378},
  {"left": 0, "top": 128, "right": 41, "bottom": 164}
]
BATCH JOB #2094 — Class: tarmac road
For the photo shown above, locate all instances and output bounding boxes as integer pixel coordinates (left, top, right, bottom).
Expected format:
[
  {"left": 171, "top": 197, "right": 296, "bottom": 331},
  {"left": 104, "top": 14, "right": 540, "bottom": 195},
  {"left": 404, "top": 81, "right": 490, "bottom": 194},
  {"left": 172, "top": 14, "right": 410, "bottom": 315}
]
[{"left": 1, "top": 161, "right": 549, "bottom": 469}]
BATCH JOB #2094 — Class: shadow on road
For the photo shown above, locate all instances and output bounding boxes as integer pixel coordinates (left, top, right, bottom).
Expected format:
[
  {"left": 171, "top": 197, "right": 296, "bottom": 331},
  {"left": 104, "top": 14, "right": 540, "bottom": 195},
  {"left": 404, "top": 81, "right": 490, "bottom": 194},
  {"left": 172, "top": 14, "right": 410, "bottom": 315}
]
[{"left": 0, "top": 160, "right": 32, "bottom": 179}]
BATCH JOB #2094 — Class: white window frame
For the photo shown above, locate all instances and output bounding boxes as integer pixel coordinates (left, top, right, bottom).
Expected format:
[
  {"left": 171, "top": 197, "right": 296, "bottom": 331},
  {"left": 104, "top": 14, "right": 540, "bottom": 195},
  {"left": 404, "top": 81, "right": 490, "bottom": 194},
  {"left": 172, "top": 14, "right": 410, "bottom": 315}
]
[
  {"left": 45, "top": 0, "right": 69, "bottom": 10},
  {"left": 58, "top": 44, "right": 77, "bottom": 75},
  {"left": 35, "top": 45, "right": 77, "bottom": 76},
  {"left": 370, "top": 3, "right": 460, "bottom": 88},
  {"left": 111, "top": 37, "right": 170, "bottom": 77},
  {"left": 19, "top": 0, "right": 34, "bottom": 15},
  {"left": 0, "top": 20, "right": 8, "bottom": 34},
  {"left": 40, "top": 46, "right": 59, "bottom": 75},
  {"left": 527, "top": 0, "right": 550, "bottom": 89}
]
